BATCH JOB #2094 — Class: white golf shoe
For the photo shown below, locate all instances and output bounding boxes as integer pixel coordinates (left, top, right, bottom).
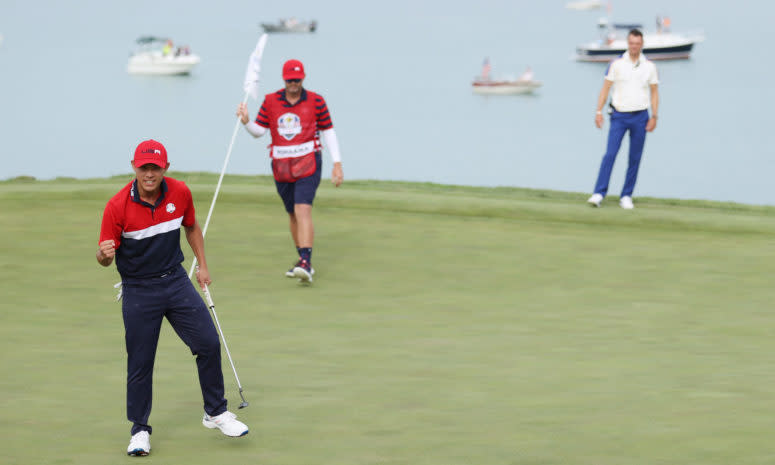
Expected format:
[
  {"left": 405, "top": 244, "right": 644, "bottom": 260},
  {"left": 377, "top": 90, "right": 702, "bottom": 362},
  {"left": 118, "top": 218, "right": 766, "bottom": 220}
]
[
  {"left": 202, "top": 411, "right": 249, "bottom": 437},
  {"left": 286, "top": 259, "right": 315, "bottom": 278},
  {"left": 619, "top": 196, "right": 634, "bottom": 209},
  {"left": 587, "top": 193, "right": 603, "bottom": 207},
  {"left": 127, "top": 430, "right": 150, "bottom": 456},
  {"left": 292, "top": 259, "right": 313, "bottom": 283}
]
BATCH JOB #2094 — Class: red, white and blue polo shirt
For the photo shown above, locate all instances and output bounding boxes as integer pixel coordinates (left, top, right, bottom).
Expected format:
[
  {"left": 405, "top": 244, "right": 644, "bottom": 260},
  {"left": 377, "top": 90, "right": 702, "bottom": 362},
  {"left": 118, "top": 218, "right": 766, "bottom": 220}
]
[
  {"left": 255, "top": 88, "right": 333, "bottom": 159},
  {"left": 99, "top": 177, "right": 195, "bottom": 279}
]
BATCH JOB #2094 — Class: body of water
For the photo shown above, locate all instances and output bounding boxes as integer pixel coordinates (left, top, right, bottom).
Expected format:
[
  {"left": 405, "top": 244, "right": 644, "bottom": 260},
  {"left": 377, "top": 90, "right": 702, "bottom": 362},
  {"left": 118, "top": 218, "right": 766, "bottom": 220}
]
[{"left": 1, "top": 0, "right": 773, "bottom": 204}]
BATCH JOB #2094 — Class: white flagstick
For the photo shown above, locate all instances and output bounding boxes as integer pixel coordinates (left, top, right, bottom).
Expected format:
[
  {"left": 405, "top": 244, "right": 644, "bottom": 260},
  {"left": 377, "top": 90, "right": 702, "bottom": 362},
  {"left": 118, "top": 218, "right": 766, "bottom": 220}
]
[
  {"left": 187, "top": 33, "right": 268, "bottom": 279},
  {"left": 186, "top": 97, "right": 246, "bottom": 279}
]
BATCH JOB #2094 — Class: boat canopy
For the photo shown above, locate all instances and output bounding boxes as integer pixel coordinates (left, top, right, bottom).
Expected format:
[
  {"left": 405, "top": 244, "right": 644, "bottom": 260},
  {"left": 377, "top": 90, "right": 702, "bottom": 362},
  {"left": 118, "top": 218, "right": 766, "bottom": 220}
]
[
  {"left": 597, "top": 18, "right": 644, "bottom": 31},
  {"left": 135, "top": 36, "right": 170, "bottom": 45},
  {"left": 612, "top": 23, "right": 644, "bottom": 30}
]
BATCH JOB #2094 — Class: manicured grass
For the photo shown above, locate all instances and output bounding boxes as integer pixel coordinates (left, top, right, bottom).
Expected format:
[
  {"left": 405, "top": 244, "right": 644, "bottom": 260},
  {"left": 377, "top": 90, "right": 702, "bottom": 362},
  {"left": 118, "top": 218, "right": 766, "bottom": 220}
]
[{"left": 1, "top": 174, "right": 774, "bottom": 464}]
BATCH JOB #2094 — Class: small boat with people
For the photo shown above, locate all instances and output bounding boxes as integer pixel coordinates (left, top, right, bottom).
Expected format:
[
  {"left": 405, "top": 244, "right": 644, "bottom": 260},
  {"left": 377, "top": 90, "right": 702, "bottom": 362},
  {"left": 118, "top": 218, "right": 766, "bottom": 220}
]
[
  {"left": 576, "top": 16, "right": 703, "bottom": 62},
  {"left": 260, "top": 18, "right": 317, "bottom": 33},
  {"left": 472, "top": 59, "right": 541, "bottom": 95},
  {"left": 127, "top": 36, "right": 200, "bottom": 75}
]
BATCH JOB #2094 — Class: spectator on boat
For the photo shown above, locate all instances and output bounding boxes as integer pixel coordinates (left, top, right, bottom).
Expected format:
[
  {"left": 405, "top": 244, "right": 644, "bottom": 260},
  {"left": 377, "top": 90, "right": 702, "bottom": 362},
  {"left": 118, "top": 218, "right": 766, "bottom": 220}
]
[
  {"left": 657, "top": 15, "right": 672, "bottom": 33},
  {"left": 162, "top": 40, "right": 173, "bottom": 56},
  {"left": 587, "top": 29, "right": 659, "bottom": 210},
  {"left": 518, "top": 67, "right": 534, "bottom": 82}
]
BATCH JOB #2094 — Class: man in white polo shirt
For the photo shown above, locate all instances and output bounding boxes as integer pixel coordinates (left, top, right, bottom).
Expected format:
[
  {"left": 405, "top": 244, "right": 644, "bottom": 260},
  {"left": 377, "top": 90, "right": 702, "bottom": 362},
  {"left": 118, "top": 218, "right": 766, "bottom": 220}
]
[{"left": 587, "top": 29, "right": 659, "bottom": 209}]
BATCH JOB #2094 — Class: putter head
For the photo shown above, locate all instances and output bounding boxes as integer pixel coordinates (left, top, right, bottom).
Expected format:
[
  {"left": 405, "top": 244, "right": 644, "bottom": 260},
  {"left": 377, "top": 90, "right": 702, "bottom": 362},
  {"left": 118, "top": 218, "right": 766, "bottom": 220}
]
[{"left": 238, "top": 401, "right": 249, "bottom": 409}]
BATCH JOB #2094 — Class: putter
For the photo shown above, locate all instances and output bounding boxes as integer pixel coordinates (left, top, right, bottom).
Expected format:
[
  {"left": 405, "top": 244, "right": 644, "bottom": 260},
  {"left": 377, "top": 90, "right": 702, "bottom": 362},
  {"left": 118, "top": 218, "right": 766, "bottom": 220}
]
[{"left": 200, "top": 276, "right": 249, "bottom": 409}]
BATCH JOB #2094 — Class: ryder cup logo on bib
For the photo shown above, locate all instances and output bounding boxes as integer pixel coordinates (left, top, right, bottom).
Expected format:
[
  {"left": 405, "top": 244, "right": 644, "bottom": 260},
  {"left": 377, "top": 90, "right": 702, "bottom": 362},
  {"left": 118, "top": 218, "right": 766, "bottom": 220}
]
[{"left": 277, "top": 113, "right": 302, "bottom": 141}]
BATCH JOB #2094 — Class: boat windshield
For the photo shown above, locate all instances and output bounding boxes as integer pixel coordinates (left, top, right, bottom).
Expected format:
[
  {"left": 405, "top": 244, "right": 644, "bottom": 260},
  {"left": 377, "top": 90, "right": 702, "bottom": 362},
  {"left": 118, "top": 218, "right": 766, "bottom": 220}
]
[
  {"left": 136, "top": 36, "right": 169, "bottom": 46},
  {"left": 131, "top": 36, "right": 191, "bottom": 57}
]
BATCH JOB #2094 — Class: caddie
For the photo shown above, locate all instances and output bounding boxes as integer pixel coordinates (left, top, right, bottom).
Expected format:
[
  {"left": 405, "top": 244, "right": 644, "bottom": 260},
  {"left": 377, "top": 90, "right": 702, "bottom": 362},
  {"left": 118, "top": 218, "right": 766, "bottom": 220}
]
[{"left": 237, "top": 59, "right": 343, "bottom": 283}]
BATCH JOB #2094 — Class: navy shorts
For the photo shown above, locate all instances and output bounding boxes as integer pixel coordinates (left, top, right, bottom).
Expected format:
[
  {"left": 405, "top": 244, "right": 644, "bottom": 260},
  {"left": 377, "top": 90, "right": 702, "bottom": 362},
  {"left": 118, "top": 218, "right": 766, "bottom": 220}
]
[{"left": 273, "top": 152, "right": 322, "bottom": 213}]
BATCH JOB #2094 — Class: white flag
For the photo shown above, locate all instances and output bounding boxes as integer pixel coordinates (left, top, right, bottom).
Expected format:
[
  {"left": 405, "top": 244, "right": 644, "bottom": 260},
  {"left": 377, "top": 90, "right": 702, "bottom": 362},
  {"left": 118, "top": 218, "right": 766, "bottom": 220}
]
[{"left": 243, "top": 34, "right": 268, "bottom": 100}]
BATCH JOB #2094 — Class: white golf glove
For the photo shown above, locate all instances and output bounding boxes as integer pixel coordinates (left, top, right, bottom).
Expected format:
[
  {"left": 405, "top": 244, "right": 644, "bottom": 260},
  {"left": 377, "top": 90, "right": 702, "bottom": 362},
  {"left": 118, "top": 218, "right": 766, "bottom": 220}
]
[{"left": 114, "top": 281, "right": 123, "bottom": 302}]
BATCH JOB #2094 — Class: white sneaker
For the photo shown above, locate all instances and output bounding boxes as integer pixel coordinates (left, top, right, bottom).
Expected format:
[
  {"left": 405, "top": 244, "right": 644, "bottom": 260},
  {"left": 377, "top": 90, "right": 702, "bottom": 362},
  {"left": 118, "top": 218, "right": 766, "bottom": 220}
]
[
  {"left": 587, "top": 193, "right": 603, "bottom": 207},
  {"left": 292, "top": 260, "right": 313, "bottom": 283},
  {"left": 286, "top": 260, "right": 315, "bottom": 278},
  {"left": 127, "top": 430, "right": 150, "bottom": 456},
  {"left": 202, "top": 411, "right": 249, "bottom": 437},
  {"left": 619, "top": 196, "right": 634, "bottom": 209}
]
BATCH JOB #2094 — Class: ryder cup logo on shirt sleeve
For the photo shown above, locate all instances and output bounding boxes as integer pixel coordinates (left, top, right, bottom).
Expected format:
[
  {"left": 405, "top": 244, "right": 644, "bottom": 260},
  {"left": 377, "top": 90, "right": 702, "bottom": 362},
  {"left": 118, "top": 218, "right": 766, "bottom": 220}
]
[{"left": 277, "top": 113, "right": 302, "bottom": 141}]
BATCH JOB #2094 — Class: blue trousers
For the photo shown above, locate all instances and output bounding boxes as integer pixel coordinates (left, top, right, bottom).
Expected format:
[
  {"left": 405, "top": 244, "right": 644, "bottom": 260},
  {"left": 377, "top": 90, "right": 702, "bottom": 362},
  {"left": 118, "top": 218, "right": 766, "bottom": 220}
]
[
  {"left": 121, "top": 265, "right": 227, "bottom": 435},
  {"left": 593, "top": 109, "right": 649, "bottom": 198}
]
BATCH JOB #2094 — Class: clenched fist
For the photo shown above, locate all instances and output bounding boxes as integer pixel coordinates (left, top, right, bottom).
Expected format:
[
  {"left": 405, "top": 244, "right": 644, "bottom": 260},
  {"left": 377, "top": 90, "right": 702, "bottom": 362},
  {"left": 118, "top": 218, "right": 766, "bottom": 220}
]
[{"left": 97, "top": 239, "right": 116, "bottom": 266}]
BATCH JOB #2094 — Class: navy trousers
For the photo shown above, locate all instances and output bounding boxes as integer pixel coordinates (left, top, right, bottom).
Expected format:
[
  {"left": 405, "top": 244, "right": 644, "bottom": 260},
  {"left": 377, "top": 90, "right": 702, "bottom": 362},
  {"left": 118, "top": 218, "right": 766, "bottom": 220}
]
[
  {"left": 593, "top": 109, "right": 649, "bottom": 198},
  {"left": 121, "top": 265, "right": 227, "bottom": 435}
]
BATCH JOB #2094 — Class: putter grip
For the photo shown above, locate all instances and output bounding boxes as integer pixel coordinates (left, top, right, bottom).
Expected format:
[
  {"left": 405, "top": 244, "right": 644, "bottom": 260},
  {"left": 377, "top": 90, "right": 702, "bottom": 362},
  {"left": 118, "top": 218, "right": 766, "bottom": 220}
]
[{"left": 202, "top": 284, "right": 215, "bottom": 308}]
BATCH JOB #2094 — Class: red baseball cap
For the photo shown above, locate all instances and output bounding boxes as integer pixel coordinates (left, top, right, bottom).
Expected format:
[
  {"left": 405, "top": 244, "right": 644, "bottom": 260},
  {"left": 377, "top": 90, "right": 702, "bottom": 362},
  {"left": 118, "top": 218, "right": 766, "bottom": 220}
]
[
  {"left": 282, "top": 59, "right": 305, "bottom": 80},
  {"left": 133, "top": 139, "right": 168, "bottom": 168}
]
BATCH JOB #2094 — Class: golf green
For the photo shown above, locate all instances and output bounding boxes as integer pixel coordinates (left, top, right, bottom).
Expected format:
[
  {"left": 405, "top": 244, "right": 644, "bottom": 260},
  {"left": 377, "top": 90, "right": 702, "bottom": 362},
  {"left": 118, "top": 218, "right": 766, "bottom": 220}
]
[{"left": 1, "top": 174, "right": 773, "bottom": 464}]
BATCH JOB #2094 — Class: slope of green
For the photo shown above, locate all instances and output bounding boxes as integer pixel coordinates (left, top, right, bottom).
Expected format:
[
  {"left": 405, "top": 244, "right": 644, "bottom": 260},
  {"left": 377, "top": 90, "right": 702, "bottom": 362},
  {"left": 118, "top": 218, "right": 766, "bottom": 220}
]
[{"left": 1, "top": 174, "right": 773, "bottom": 464}]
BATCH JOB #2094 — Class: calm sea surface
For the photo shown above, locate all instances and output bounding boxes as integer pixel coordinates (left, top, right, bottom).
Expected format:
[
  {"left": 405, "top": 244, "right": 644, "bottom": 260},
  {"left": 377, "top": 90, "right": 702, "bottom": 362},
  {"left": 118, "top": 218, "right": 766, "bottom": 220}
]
[{"left": 1, "top": 0, "right": 773, "bottom": 204}]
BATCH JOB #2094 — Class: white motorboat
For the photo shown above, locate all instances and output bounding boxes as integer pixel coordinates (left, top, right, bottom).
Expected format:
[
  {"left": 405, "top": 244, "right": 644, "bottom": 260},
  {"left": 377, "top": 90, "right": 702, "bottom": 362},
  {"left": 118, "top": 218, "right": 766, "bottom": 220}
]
[
  {"left": 576, "top": 17, "right": 703, "bottom": 62},
  {"left": 472, "top": 80, "right": 542, "bottom": 95},
  {"left": 472, "top": 60, "right": 541, "bottom": 95},
  {"left": 127, "top": 36, "right": 200, "bottom": 75},
  {"left": 260, "top": 18, "right": 317, "bottom": 33}
]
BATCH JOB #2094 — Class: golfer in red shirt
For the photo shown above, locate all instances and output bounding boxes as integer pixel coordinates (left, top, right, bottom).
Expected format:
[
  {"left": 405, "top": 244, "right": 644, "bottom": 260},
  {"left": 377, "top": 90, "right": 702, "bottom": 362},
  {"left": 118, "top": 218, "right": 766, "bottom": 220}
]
[{"left": 96, "top": 139, "right": 249, "bottom": 456}]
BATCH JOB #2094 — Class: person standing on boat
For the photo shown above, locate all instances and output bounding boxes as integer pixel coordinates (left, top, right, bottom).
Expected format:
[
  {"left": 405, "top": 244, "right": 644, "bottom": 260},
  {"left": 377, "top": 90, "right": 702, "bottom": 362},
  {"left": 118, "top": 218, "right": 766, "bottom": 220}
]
[
  {"left": 587, "top": 29, "right": 659, "bottom": 210},
  {"left": 236, "top": 59, "right": 343, "bottom": 283},
  {"left": 518, "top": 66, "right": 534, "bottom": 82},
  {"left": 162, "top": 39, "right": 173, "bottom": 56}
]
